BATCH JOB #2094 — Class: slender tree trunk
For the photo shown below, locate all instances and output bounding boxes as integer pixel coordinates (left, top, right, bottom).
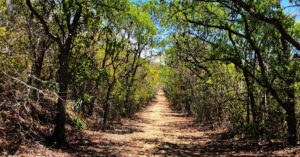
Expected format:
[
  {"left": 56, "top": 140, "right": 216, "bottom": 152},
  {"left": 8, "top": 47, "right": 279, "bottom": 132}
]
[
  {"left": 243, "top": 69, "right": 259, "bottom": 138},
  {"left": 28, "top": 40, "right": 49, "bottom": 99},
  {"left": 124, "top": 79, "right": 130, "bottom": 116},
  {"left": 246, "top": 94, "right": 250, "bottom": 125},
  {"left": 102, "top": 84, "right": 113, "bottom": 131},
  {"left": 124, "top": 50, "right": 141, "bottom": 115},
  {"left": 33, "top": 41, "right": 48, "bottom": 79},
  {"left": 185, "top": 96, "right": 192, "bottom": 116},
  {"left": 124, "top": 68, "right": 138, "bottom": 114},
  {"left": 243, "top": 71, "right": 257, "bottom": 122}
]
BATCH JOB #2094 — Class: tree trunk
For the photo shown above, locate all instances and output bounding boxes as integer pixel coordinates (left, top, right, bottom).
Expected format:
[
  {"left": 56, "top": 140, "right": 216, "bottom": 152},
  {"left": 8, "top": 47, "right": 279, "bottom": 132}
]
[
  {"left": 102, "top": 84, "right": 113, "bottom": 131},
  {"left": 285, "top": 102, "right": 297, "bottom": 145},
  {"left": 34, "top": 45, "right": 46, "bottom": 79},
  {"left": 124, "top": 50, "right": 141, "bottom": 115},
  {"left": 284, "top": 78, "right": 297, "bottom": 145},
  {"left": 51, "top": 47, "right": 69, "bottom": 146},
  {"left": 243, "top": 69, "right": 260, "bottom": 140},
  {"left": 246, "top": 94, "right": 250, "bottom": 125},
  {"left": 243, "top": 70, "right": 258, "bottom": 126},
  {"left": 185, "top": 97, "right": 192, "bottom": 116},
  {"left": 28, "top": 48, "right": 46, "bottom": 99},
  {"left": 28, "top": 40, "right": 48, "bottom": 89}
]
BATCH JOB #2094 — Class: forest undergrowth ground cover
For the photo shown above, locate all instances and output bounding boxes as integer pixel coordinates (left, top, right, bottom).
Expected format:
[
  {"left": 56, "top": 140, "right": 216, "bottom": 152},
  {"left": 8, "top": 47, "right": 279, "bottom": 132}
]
[{"left": 4, "top": 90, "right": 299, "bottom": 156}]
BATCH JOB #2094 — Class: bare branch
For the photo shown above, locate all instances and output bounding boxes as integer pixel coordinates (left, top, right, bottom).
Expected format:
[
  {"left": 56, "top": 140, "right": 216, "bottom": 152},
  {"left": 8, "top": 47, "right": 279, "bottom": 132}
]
[{"left": 1, "top": 70, "right": 59, "bottom": 100}]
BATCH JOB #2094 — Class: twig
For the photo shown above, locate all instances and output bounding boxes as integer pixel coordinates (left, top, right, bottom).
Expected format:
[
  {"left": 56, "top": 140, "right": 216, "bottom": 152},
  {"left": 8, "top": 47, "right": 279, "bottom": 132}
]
[{"left": 1, "top": 70, "right": 60, "bottom": 99}]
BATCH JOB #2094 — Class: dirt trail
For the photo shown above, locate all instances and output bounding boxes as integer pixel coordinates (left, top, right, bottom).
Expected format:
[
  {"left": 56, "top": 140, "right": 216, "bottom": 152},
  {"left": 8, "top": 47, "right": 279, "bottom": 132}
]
[
  {"left": 67, "top": 89, "right": 214, "bottom": 156},
  {"left": 100, "top": 90, "right": 209, "bottom": 156},
  {"left": 61, "top": 90, "right": 298, "bottom": 156},
  {"left": 17, "top": 90, "right": 300, "bottom": 156}
]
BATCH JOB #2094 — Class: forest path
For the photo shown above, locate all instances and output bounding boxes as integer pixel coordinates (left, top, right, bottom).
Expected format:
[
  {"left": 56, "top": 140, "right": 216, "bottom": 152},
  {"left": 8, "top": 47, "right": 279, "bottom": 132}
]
[
  {"left": 69, "top": 89, "right": 214, "bottom": 156},
  {"left": 101, "top": 89, "right": 209, "bottom": 156},
  {"left": 64, "top": 90, "right": 296, "bottom": 156}
]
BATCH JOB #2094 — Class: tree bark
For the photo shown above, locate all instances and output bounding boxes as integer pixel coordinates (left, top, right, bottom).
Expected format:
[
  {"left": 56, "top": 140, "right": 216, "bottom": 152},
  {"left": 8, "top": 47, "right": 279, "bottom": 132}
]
[
  {"left": 102, "top": 84, "right": 113, "bottom": 131},
  {"left": 28, "top": 40, "right": 50, "bottom": 85},
  {"left": 51, "top": 47, "right": 70, "bottom": 146},
  {"left": 185, "top": 96, "right": 192, "bottom": 116},
  {"left": 243, "top": 70, "right": 258, "bottom": 127},
  {"left": 285, "top": 102, "right": 297, "bottom": 145}
]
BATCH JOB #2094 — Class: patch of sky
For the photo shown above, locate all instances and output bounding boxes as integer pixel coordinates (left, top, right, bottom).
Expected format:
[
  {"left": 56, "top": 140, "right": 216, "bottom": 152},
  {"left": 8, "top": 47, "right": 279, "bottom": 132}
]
[{"left": 281, "top": 0, "right": 300, "bottom": 20}]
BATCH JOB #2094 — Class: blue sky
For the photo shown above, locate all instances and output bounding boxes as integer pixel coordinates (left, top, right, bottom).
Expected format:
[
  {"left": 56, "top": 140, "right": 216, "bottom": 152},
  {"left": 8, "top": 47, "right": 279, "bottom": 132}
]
[{"left": 281, "top": 1, "right": 300, "bottom": 20}]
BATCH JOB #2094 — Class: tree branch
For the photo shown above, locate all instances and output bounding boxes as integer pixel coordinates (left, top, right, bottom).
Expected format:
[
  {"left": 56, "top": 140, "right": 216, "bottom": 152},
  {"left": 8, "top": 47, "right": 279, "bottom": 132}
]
[
  {"left": 25, "top": 0, "right": 62, "bottom": 47},
  {"left": 231, "top": 0, "right": 300, "bottom": 50}
]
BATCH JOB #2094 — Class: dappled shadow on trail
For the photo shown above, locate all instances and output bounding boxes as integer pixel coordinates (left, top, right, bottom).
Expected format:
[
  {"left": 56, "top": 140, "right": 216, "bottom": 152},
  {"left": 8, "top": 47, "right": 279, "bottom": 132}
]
[
  {"left": 12, "top": 89, "right": 300, "bottom": 156},
  {"left": 151, "top": 137, "right": 299, "bottom": 157},
  {"left": 105, "top": 123, "right": 144, "bottom": 135},
  {"left": 65, "top": 90, "right": 300, "bottom": 156},
  {"left": 65, "top": 129, "right": 143, "bottom": 157}
]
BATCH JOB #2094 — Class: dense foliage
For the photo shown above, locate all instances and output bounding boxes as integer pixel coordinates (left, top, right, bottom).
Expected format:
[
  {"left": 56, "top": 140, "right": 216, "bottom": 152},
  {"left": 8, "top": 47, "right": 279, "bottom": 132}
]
[
  {"left": 0, "top": 0, "right": 160, "bottom": 148},
  {"left": 158, "top": 0, "right": 300, "bottom": 145},
  {"left": 0, "top": 0, "right": 299, "bottom": 153}
]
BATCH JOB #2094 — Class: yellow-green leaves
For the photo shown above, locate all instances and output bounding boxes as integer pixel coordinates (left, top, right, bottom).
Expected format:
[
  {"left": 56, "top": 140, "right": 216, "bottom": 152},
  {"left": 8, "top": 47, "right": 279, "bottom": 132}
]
[
  {"left": 129, "top": 3, "right": 157, "bottom": 36},
  {"left": 0, "top": 27, "right": 6, "bottom": 36}
]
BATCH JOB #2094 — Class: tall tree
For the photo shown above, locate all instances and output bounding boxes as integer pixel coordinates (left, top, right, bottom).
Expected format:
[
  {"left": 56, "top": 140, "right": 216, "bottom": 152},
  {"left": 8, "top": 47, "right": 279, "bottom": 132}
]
[{"left": 159, "top": 0, "right": 299, "bottom": 145}]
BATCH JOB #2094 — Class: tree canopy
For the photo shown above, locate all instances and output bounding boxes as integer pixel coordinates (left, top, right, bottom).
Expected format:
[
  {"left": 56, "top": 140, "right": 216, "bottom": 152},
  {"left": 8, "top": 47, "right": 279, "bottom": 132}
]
[{"left": 0, "top": 0, "right": 299, "bottom": 154}]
